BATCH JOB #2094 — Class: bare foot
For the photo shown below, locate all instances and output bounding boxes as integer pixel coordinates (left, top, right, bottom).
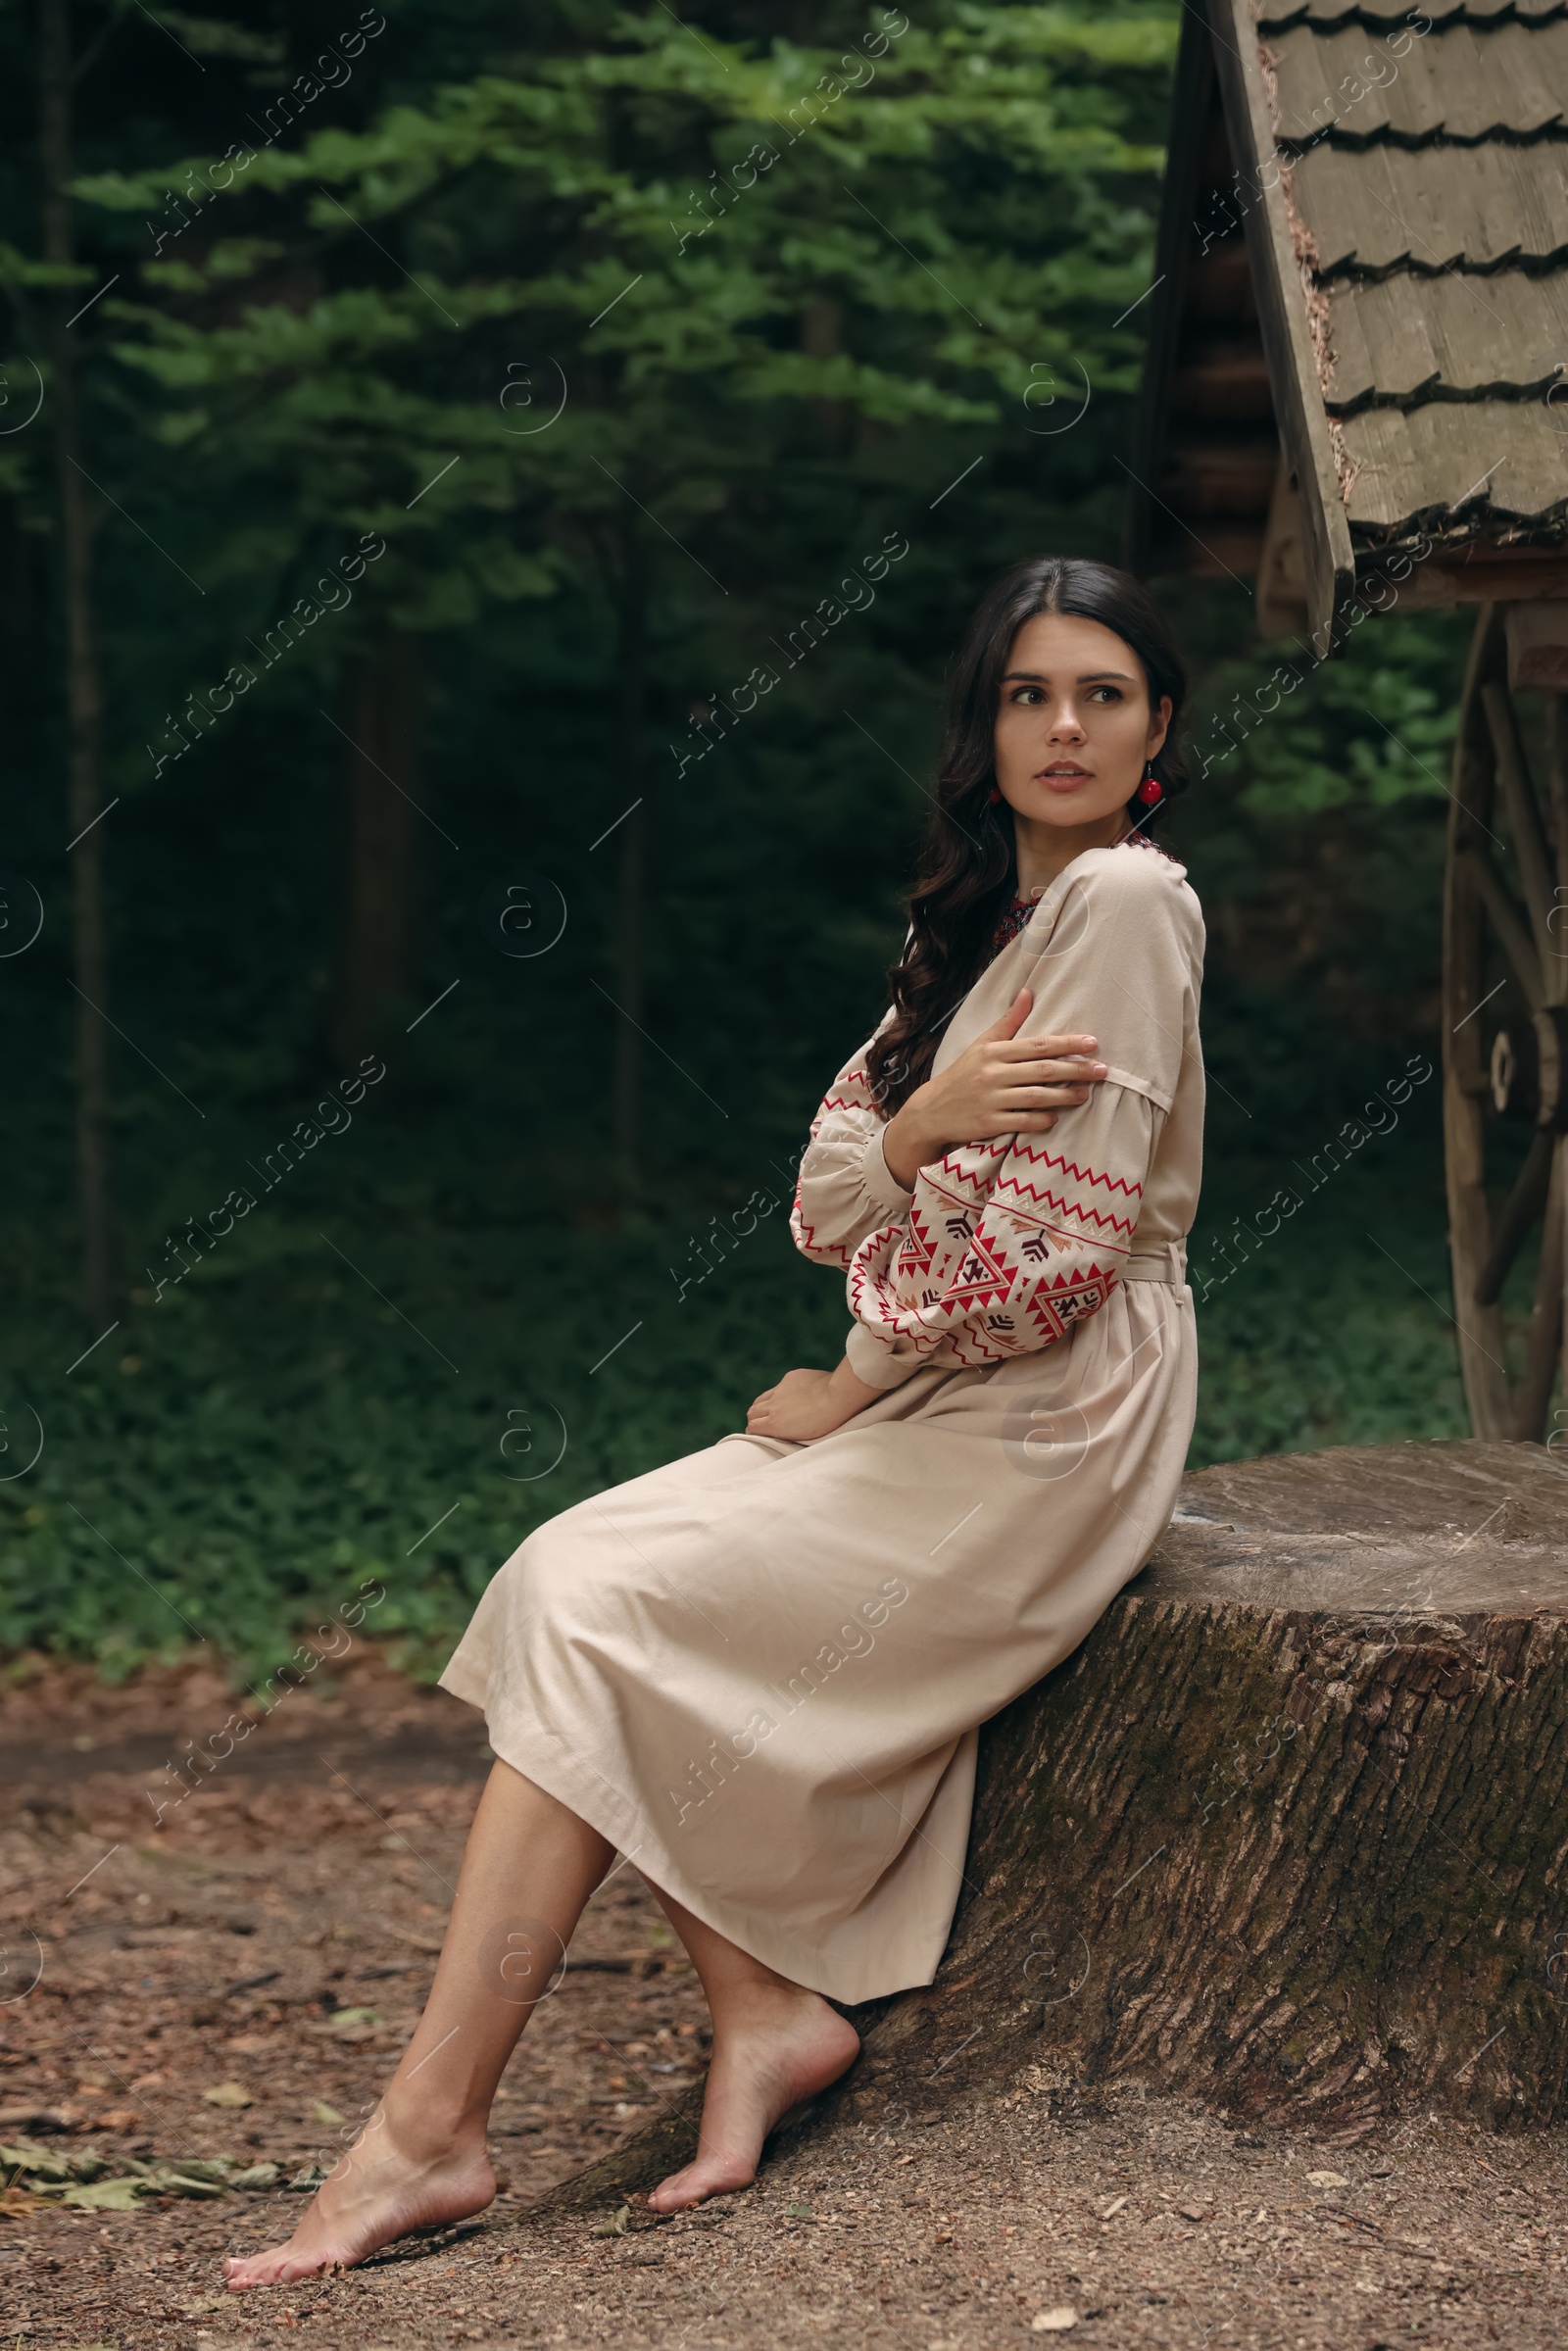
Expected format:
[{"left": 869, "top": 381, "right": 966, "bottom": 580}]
[
  {"left": 222, "top": 2114, "right": 494, "bottom": 2288},
  {"left": 647, "top": 1986, "right": 858, "bottom": 2214}
]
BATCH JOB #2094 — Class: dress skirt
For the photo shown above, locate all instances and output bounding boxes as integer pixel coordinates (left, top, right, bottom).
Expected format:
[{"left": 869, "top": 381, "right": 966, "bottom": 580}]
[{"left": 437, "top": 1258, "right": 1196, "bottom": 2005}]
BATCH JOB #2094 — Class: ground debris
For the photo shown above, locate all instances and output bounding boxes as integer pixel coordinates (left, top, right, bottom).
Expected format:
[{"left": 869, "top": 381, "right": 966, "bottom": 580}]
[{"left": 2, "top": 1654, "right": 1566, "bottom": 2346}]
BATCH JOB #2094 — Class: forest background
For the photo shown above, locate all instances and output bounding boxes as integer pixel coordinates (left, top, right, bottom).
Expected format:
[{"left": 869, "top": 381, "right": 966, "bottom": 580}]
[{"left": 0, "top": 0, "right": 1473, "bottom": 1674}]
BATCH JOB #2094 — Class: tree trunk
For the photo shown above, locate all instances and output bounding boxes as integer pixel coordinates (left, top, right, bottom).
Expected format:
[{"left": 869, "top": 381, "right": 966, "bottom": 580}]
[
  {"left": 328, "top": 630, "right": 425, "bottom": 1068},
  {"left": 544, "top": 1438, "right": 1568, "bottom": 2209},
  {"left": 611, "top": 542, "right": 649, "bottom": 1204},
  {"left": 40, "top": 0, "right": 112, "bottom": 1327}
]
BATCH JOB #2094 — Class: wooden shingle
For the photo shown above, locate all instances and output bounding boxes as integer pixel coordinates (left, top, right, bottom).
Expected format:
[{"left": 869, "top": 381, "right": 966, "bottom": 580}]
[
  {"left": 1267, "top": 21, "right": 1568, "bottom": 142},
  {"left": 1289, "top": 139, "right": 1568, "bottom": 272},
  {"left": 1322, "top": 272, "right": 1568, "bottom": 407},
  {"left": 1341, "top": 400, "right": 1568, "bottom": 525},
  {"left": 1124, "top": 0, "right": 1568, "bottom": 641},
  {"left": 1262, "top": 0, "right": 1565, "bottom": 26}
]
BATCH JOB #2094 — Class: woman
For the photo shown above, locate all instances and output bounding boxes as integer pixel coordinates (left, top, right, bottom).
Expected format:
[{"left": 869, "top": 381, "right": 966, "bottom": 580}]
[{"left": 225, "top": 554, "right": 1203, "bottom": 2290}]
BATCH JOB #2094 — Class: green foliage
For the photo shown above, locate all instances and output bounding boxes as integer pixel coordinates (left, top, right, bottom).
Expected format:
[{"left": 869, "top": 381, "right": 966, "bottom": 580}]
[
  {"left": 0, "top": 1150, "right": 1466, "bottom": 1677},
  {"left": 1193, "top": 613, "right": 1465, "bottom": 819},
  {"left": 0, "top": 0, "right": 1479, "bottom": 1677}
]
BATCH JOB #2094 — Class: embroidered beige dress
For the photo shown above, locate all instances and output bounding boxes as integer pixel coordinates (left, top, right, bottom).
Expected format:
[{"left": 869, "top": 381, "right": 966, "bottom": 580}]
[{"left": 438, "top": 838, "right": 1204, "bottom": 2003}]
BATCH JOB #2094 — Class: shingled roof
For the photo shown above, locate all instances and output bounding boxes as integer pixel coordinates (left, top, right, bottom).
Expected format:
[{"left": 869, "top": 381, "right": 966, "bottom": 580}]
[{"left": 1123, "top": 0, "right": 1568, "bottom": 647}]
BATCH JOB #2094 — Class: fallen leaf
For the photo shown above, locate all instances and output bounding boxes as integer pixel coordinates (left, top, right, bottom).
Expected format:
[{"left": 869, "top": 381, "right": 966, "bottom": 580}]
[
  {"left": 311, "top": 2101, "right": 347, "bottom": 2128},
  {"left": 40, "top": 2177, "right": 147, "bottom": 2212},
  {"left": 202, "top": 2082, "right": 254, "bottom": 2109},
  {"left": 590, "top": 2203, "right": 630, "bottom": 2238},
  {"left": 307, "top": 2008, "right": 385, "bottom": 2039},
  {"left": 784, "top": 2202, "right": 815, "bottom": 2222},
  {"left": 1031, "top": 2311, "right": 1079, "bottom": 2333},
  {"left": 96, "top": 2108, "right": 143, "bottom": 2133},
  {"left": 226, "top": 2163, "right": 280, "bottom": 2189},
  {"left": 1306, "top": 2170, "right": 1349, "bottom": 2189},
  {"left": 143, "top": 2168, "right": 229, "bottom": 2199},
  {"left": 1, "top": 2141, "right": 76, "bottom": 2183}
]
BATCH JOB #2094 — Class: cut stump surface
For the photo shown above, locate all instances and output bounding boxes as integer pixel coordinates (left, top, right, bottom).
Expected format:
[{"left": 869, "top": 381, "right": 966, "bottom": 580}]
[{"left": 545, "top": 1439, "right": 1568, "bottom": 2209}]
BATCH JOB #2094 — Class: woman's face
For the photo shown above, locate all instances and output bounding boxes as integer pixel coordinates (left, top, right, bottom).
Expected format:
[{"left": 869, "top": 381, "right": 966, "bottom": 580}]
[{"left": 992, "top": 610, "right": 1172, "bottom": 830}]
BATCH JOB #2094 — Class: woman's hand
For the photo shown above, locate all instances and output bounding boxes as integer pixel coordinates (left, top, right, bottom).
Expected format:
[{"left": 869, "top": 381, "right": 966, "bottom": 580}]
[
  {"left": 881, "top": 988, "right": 1106, "bottom": 1189},
  {"left": 746, "top": 1359, "right": 883, "bottom": 1442}
]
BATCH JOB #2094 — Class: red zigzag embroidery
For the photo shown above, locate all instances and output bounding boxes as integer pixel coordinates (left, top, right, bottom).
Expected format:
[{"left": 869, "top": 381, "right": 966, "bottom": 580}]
[{"left": 1007, "top": 1143, "right": 1145, "bottom": 1199}]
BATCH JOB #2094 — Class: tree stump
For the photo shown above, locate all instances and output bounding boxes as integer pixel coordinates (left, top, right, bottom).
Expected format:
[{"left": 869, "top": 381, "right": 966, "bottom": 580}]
[{"left": 544, "top": 1439, "right": 1568, "bottom": 2208}]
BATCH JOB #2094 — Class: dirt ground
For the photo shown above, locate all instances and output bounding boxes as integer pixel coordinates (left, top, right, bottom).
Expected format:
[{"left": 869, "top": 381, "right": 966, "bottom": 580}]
[{"left": 1, "top": 1648, "right": 1564, "bottom": 2350}]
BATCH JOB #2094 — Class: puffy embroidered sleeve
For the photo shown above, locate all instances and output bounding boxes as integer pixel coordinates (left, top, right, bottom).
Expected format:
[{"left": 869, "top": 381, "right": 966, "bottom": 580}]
[
  {"left": 840, "top": 847, "right": 1201, "bottom": 1392},
  {"left": 789, "top": 1035, "right": 916, "bottom": 1270}
]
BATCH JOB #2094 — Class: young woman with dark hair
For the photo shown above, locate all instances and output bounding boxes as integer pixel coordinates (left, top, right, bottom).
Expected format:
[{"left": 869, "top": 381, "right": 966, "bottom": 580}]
[{"left": 224, "top": 555, "right": 1204, "bottom": 2290}]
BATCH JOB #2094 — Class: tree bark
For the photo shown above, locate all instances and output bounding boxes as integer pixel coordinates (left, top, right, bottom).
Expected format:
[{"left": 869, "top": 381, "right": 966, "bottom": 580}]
[
  {"left": 610, "top": 538, "right": 649, "bottom": 1204},
  {"left": 328, "top": 630, "right": 425, "bottom": 1068},
  {"left": 544, "top": 1438, "right": 1568, "bottom": 2209},
  {"left": 40, "top": 0, "right": 112, "bottom": 1327}
]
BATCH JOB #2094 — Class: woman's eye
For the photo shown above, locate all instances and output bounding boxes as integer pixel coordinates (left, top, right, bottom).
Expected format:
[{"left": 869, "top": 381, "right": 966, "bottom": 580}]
[{"left": 1089, "top": 685, "right": 1123, "bottom": 704}]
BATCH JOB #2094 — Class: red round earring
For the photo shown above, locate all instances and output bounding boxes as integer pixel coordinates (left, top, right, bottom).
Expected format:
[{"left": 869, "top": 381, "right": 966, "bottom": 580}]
[
  {"left": 988, "top": 784, "right": 1003, "bottom": 804},
  {"left": 1136, "top": 768, "right": 1162, "bottom": 805}
]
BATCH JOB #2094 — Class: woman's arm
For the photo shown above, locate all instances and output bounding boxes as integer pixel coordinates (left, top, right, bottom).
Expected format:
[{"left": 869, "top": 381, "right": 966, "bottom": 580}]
[
  {"left": 846, "top": 1078, "right": 1162, "bottom": 1384},
  {"left": 768, "top": 1004, "right": 1111, "bottom": 1437},
  {"left": 792, "top": 1016, "right": 1108, "bottom": 1261},
  {"left": 844, "top": 852, "right": 1201, "bottom": 1388},
  {"left": 880, "top": 990, "right": 1105, "bottom": 1190},
  {"left": 744, "top": 1355, "right": 884, "bottom": 1442},
  {"left": 789, "top": 1052, "right": 914, "bottom": 1270}
]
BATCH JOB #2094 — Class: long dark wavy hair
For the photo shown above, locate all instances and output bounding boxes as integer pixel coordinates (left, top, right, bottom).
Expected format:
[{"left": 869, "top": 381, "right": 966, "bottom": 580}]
[{"left": 864, "top": 556, "right": 1190, "bottom": 1119}]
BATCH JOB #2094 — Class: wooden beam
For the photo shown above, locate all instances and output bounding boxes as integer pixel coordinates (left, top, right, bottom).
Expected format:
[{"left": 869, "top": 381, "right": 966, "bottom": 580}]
[
  {"left": 1206, "top": 0, "right": 1356, "bottom": 652},
  {"left": 1170, "top": 349, "right": 1275, "bottom": 421},
  {"left": 1184, "top": 243, "right": 1256, "bottom": 322},
  {"left": 1396, "top": 555, "right": 1568, "bottom": 612},
  {"left": 1163, "top": 441, "right": 1279, "bottom": 516},
  {"left": 1507, "top": 602, "right": 1568, "bottom": 692},
  {"left": 1257, "top": 456, "right": 1310, "bottom": 641}
]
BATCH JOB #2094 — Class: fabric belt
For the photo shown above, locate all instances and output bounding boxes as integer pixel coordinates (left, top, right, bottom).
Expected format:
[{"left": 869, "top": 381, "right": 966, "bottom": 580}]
[{"left": 1121, "top": 1238, "right": 1188, "bottom": 1286}]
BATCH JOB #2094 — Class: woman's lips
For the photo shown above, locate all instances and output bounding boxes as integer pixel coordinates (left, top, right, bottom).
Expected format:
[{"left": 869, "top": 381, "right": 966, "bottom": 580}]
[{"left": 1036, "top": 765, "right": 1092, "bottom": 789}]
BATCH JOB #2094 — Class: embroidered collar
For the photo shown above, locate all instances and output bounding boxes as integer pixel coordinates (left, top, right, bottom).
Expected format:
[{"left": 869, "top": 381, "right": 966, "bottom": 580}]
[
  {"left": 988, "top": 831, "right": 1179, "bottom": 956},
  {"left": 990, "top": 893, "right": 1040, "bottom": 955}
]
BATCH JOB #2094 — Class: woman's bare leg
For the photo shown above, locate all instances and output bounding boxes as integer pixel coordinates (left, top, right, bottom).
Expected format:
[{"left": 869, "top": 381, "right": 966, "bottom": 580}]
[
  {"left": 224, "top": 1760, "right": 613, "bottom": 2289},
  {"left": 643, "top": 1891, "right": 859, "bottom": 2214}
]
